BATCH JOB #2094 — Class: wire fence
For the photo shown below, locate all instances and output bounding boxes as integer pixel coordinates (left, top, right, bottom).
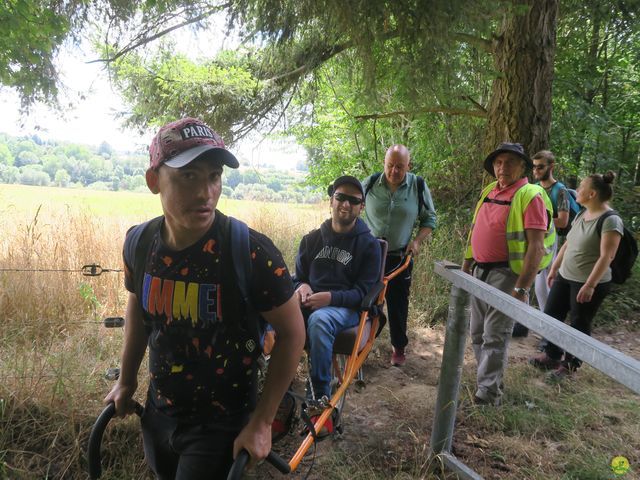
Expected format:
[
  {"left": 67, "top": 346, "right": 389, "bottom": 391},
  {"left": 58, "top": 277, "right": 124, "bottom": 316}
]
[{"left": 0, "top": 264, "right": 123, "bottom": 275}]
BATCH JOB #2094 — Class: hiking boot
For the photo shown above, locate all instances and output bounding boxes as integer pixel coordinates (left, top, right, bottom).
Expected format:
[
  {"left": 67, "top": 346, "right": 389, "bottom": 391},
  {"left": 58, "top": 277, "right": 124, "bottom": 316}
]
[
  {"left": 537, "top": 338, "right": 549, "bottom": 352},
  {"left": 473, "top": 395, "right": 491, "bottom": 406},
  {"left": 512, "top": 322, "right": 529, "bottom": 337},
  {"left": 391, "top": 347, "right": 406, "bottom": 367},
  {"left": 529, "top": 353, "right": 561, "bottom": 371},
  {"left": 546, "top": 365, "right": 572, "bottom": 383}
]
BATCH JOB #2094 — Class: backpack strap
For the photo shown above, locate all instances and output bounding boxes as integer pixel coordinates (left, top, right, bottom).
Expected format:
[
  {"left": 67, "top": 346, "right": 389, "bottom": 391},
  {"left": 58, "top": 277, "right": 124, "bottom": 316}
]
[
  {"left": 229, "top": 216, "right": 252, "bottom": 304},
  {"left": 364, "top": 172, "right": 382, "bottom": 199},
  {"left": 483, "top": 197, "right": 512, "bottom": 206},
  {"left": 124, "top": 216, "right": 164, "bottom": 303},
  {"left": 596, "top": 210, "right": 619, "bottom": 237},
  {"left": 226, "top": 216, "right": 264, "bottom": 348},
  {"left": 548, "top": 181, "right": 562, "bottom": 217},
  {"left": 416, "top": 175, "right": 429, "bottom": 213}
]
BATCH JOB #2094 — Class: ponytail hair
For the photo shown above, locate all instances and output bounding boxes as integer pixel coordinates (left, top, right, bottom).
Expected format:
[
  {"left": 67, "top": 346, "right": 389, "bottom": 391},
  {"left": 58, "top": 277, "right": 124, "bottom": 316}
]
[{"left": 588, "top": 171, "right": 616, "bottom": 202}]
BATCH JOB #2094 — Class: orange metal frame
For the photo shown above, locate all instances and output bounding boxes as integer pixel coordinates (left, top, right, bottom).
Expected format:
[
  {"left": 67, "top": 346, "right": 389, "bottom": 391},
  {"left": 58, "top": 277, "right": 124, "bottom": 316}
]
[{"left": 288, "top": 254, "right": 413, "bottom": 472}]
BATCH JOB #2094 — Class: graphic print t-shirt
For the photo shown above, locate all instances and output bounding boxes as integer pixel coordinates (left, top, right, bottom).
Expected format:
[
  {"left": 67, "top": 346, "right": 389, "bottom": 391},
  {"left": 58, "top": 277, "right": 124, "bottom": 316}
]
[{"left": 123, "top": 213, "right": 294, "bottom": 425}]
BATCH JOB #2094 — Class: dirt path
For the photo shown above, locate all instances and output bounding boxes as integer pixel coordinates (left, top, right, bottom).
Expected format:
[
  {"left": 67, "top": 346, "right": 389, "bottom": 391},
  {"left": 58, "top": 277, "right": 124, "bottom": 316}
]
[{"left": 261, "top": 324, "right": 639, "bottom": 479}]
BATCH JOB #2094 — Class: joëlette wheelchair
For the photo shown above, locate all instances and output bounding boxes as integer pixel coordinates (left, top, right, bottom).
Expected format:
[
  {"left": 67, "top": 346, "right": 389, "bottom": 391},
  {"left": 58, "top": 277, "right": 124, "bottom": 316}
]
[{"left": 88, "top": 239, "right": 412, "bottom": 479}]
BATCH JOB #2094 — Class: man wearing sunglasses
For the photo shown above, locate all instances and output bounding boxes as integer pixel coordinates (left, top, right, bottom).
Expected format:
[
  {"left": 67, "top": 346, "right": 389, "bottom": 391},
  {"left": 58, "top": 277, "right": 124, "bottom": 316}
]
[
  {"left": 513, "top": 150, "right": 576, "bottom": 339},
  {"left": 292, "top": 175, "right": 381, "bottom": 436},
  {"left": 362, "top": 145, "right": 437, "bottom": 367}
]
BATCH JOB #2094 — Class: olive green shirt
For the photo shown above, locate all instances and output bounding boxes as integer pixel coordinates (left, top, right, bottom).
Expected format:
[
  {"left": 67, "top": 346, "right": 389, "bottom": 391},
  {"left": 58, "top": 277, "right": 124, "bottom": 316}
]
[{"left": 559, "top": 210, "right": 624, "bottom": 283}]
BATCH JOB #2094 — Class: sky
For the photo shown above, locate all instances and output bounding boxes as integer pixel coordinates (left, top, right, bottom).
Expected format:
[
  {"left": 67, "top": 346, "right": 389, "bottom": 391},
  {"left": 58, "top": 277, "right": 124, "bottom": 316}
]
[{"left": 0, "top": 21, "right": 306, "bottom": 170}]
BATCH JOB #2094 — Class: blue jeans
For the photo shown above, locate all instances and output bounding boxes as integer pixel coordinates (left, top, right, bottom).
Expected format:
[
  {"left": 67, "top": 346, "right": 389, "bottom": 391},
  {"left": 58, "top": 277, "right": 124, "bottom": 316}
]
[{"left": 306, "top": 306, "right": 359, "bottom": 399}]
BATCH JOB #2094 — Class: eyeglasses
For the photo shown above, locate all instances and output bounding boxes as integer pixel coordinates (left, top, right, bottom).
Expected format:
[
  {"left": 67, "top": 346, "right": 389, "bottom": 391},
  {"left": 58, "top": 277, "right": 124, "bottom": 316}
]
[
  {"left": 532, "top": 164, "right": 548, "bottom": 170},
  {"left": 333, "top": 192, "right": 363, "bottom": 205}
]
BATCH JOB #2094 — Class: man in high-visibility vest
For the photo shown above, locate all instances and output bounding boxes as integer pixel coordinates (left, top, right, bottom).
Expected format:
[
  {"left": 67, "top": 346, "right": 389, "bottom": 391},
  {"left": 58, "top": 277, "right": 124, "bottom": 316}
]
[{"left": 462, "top": 142, "right": 555, "bottom": 406}]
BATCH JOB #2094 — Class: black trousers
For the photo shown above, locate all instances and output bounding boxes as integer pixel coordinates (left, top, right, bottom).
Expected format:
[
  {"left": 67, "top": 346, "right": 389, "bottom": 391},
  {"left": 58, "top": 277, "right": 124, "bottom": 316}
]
[
  {"left": 543, "top": 274, "right": 611, "bottom": 369},
  {"left": 385, "top": 255, "right": 414, "bottom": 349},
  {"left": 141, "top": 404, "right": 241, "bottom": 480}
]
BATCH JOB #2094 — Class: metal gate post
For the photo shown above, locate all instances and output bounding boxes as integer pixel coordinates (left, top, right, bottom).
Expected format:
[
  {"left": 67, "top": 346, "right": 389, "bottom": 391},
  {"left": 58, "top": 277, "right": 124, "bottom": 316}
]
[{"left": 430, "top": 282, "right": 470, "bottom": 454}]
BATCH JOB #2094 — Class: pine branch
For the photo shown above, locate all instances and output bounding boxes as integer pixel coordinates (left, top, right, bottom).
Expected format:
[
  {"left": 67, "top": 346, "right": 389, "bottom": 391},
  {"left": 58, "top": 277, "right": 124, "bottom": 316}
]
[
  {"left": 452, "top": 32, "right": 493, "bottom": 53},
  {"left": 354, "top": 106, "right": 487, "bottom": 121},
  {"left": 87, "top": 4, "right": 230, "bottom": 64},
  {"left": 264, "top": 41, "right": 353, "bottom": 83}
]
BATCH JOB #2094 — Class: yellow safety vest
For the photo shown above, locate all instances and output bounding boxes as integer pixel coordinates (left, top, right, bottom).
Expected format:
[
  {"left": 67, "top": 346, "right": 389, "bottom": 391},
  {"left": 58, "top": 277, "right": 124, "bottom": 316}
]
[{"left": 465, "top": 181, "right": 556, "bottom": 274}]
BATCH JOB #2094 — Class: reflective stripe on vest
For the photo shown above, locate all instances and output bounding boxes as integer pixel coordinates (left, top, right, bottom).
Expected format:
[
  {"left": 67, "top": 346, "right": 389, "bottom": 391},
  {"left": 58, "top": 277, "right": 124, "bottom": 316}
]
[{"left": 465, "top": 181, "right": 556, "bottom": 274}]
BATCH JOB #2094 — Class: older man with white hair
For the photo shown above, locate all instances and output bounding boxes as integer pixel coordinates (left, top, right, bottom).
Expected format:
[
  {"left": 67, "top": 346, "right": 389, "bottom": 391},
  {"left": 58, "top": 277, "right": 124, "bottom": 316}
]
[{"left": 462, "top": 142, "right": 555, "bottom": 406}]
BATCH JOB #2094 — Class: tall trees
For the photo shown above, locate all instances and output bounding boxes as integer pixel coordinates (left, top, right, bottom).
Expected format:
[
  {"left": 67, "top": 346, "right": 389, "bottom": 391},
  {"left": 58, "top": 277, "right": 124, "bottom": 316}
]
[
  {"left": 96, "top": 0, "right": 561, "bottom": 196},
  {"left": 553, "top": 1, "right": 640, "bottom": 183},
  {"left": 2, "top": 0, "right": 638, "bottom": 196}
]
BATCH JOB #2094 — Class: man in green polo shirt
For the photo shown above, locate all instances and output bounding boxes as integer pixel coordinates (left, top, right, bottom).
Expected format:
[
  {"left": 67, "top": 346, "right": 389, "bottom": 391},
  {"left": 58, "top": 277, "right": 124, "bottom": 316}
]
[{"left": 362, "top": 144, "right": 437, "bottom": 366}]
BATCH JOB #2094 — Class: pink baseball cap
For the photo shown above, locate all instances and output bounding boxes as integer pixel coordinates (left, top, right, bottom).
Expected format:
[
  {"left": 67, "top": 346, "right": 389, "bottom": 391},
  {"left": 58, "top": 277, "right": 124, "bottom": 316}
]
[{"left": 149, "top": 117, "right": 239, "bottom": 170}]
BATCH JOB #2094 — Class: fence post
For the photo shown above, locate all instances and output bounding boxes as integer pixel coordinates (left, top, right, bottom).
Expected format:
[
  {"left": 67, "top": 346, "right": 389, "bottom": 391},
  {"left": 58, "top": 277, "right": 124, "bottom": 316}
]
[{"left": 430, "top": 283, "right": 470, "bottom": 454}]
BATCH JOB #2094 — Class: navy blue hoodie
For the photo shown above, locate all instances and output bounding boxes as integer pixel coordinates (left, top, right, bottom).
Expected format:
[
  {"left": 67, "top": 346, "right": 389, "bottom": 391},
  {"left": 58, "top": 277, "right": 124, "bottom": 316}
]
[{"left": 293, "top": 217, "right": 381, "bottom": 309}]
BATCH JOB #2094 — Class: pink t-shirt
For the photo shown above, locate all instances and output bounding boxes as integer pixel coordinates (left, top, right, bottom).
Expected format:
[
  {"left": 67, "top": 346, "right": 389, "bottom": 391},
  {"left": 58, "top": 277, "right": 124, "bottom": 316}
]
[{"left": 471, "top": 178, "right": 548, "bottom": 263}]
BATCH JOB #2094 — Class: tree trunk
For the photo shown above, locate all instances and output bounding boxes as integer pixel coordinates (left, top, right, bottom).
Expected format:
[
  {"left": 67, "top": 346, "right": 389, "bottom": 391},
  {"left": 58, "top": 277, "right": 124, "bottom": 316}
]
[{"left": 483, "top": 0, "right": 558, "bottom": 159}]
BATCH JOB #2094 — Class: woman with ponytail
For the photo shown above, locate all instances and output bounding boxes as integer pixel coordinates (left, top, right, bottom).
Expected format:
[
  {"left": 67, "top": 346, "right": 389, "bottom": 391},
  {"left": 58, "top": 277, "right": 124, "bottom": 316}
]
[{"left": 529, "top": 171, "right": 624, "bottom": 381}]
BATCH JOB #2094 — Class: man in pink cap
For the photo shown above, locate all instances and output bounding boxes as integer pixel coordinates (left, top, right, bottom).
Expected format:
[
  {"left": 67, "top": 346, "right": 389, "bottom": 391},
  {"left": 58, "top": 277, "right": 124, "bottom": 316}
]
[{"left": 105, "top": 118, "right": 305, "bottom": 478}]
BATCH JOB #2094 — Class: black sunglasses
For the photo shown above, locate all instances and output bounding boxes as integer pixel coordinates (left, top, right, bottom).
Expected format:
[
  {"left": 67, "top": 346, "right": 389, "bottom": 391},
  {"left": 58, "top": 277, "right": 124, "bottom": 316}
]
[
  {"left": 333, "top": 192, "right": 363, "bottom": 205},
  {"left": 532, "top": 164, "right": 548, "bottom": 170}
]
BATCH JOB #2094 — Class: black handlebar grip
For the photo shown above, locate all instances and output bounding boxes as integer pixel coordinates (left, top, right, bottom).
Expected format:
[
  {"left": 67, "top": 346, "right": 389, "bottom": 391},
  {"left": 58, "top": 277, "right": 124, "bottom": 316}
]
[
  {"left": 87, "top": 401, "right": 143, "bottom": 479},
  {"left": 226, "top": 449, "right": 250, "bottom": 480},
  {"left": 266, "top": 451, "right": 291, "bottom": 474},
  {"left": 227, "top": 449, "right": 291, "bottom": 479}
]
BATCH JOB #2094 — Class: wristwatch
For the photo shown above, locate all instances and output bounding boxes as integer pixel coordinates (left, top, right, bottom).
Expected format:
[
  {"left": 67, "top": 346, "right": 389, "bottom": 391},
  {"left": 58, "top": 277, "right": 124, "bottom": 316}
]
[{"left": 513, "top": 287, "right": 529, "bottom": 296}]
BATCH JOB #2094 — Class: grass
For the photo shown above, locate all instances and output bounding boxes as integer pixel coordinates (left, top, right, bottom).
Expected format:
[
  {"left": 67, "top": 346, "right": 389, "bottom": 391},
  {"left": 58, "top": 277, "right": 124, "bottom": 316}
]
[
  {"left": 457, "top": 361, "right": 640, "bottom": 480},
  {"left": 1, "top": 185, "right": 639, "bottom": 479}
]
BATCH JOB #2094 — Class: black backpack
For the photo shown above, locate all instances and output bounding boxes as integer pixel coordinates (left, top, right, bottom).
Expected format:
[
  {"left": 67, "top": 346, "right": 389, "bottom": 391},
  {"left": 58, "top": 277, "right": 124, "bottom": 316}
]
[
  {"left": 123, "top": 213, "right": 264, "bottom": 344},
  {"left": 364, "top": 172, "right": 429, "bottom": 213},
  {"left": 596, "top": 210, "right": 638, "bottom": 284}
]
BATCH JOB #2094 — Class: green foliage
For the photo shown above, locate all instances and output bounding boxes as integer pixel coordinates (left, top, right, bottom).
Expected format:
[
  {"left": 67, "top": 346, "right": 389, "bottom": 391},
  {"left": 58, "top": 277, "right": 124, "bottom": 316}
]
[
  {"left": 78, "top": 281, "right": 101, "bottom": 314},
  {"left": 596, "top": 260, "right": 640, "bottom": 329},
  {"left": 552, "top": 1, "right": 640, "bottom": 184},
  {"left": 0, "top": 132, "right": 318, "bottom": 201},
  {"left": 105, "top": 45, "right": 292, "bottom": 144},
  {"left": 0, "top": 132, "right": 148, "bottom": 189},
  {"left": 0, "top": 144, "right": 14, "bottom": 166},
  {"left": 0, "top": 0, "right": 72, "bottom": 107}
]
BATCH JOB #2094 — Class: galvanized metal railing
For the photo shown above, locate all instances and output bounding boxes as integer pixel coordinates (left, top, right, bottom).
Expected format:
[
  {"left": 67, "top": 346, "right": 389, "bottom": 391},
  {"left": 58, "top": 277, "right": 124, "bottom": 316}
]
[{"left": 429, "top": 260, "right": 640, "bottom": 479}]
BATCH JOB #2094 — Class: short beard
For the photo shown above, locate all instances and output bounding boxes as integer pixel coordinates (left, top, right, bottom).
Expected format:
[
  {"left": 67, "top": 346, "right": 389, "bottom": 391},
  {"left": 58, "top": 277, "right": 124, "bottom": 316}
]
[
  {"left": 336, "top": 215, "right": 357, "bottom": 228},
  {"left": 538, "top": 169, "right": 551, "bottom": 181}
]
